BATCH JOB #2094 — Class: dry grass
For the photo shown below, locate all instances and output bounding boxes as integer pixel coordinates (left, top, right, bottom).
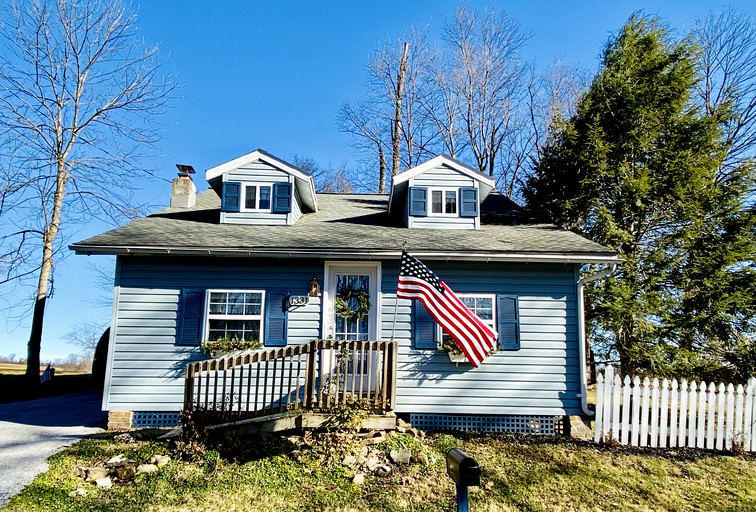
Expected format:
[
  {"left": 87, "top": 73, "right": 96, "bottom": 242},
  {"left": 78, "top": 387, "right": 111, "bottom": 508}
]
[{"left": 5, "top": 430, "right": 756, "bottom": 512}]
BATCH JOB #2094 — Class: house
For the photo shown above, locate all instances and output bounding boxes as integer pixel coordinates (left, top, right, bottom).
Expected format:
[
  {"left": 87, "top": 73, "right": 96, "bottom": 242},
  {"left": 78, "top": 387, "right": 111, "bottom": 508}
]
[{"left": 70, "top": 149, "right": 619, "bottom": 433}]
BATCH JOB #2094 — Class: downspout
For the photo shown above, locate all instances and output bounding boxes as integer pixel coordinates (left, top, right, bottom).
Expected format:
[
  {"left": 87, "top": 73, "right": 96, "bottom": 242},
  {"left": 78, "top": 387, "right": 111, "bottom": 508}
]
[{"left": 577, "top": 264, "right": 616, "bottom": 416}]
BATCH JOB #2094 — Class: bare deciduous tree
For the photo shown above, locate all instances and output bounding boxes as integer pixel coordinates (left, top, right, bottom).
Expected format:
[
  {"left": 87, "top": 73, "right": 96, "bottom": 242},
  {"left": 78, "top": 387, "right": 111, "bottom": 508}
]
[
  {"left": 62, "top": 320, "right": 107, "bottom": 356},
  {"left": 0, "top": 0, "right": 173, "bottom": 382},
  {"left": 339, "top": 28, "right": 437, "bottom": 192},
  {"left": 693, "top": 8, "right": 756, "bottom": 182},
  {"left": 442, "top": 6, "right": 531, "bottom": 177}
]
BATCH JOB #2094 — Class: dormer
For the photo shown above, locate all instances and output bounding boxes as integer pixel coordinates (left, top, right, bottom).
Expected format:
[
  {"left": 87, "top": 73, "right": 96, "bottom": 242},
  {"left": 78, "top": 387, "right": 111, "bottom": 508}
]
[
  {"left": 387, "top": 155, "right": 495, "bottom": 230},
  {"left": 205, "top": 149, "right": 318, "bottom": 225}
]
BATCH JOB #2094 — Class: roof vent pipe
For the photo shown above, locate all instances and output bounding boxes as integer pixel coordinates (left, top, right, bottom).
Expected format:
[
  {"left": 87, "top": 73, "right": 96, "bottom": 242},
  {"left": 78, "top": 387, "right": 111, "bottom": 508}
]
[{"left": 171, "top": 164, "right": 196, "bottom": 208}]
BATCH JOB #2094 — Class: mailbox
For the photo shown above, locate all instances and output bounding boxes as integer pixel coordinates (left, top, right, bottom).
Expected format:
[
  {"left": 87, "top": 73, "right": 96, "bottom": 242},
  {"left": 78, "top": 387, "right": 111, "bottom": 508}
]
[{"left": 446, "top": 448, "right": 480, "bottom": 487}]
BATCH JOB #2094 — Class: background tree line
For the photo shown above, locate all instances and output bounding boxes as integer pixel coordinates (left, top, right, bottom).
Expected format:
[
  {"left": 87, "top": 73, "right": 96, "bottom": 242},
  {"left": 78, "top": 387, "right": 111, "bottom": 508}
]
[{"left": 343, "top": 6, "right": 755, "bottom": 382}]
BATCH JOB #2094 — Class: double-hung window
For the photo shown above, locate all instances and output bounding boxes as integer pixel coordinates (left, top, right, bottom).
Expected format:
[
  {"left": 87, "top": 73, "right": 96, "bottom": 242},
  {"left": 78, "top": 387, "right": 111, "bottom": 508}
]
[
  {"left": 437, "top": 294, "right": 496, "bottom": 348},
  {"left": 429, "top": 187, "right": 458, "bottom": 215},
  {"left": 242, "top": 184, "right": 272, "bottom": 211},
  {"left": 413, "top": 292, "right": 520, "bottom": 351},
  {"left": 205, "top": 290, "right": 265, "bottom": 343}
]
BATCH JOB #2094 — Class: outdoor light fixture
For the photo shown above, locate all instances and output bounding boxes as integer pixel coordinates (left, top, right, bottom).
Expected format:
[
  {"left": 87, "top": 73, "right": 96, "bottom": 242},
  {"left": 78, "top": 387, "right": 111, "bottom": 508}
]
[
  {"left": 176, "top": 164, "right": 196, "bottom": 177},
  {"left": 309, "top": 275, "right": 320, "bottom": 297}
]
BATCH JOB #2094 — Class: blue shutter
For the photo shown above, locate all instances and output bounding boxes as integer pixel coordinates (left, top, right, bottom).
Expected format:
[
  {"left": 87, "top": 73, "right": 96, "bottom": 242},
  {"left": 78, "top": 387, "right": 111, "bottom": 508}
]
[
  {"left": 409, "top": 186, "right": 427, "bottom": 217},
  {"left": 178, "top": 289, "right": 205, "bottom": 346},
  {"left": 221, "top": 182, "right": 241, "bottom": 212},
  {"left": 413, "top": 301, "right": 438, "bottom": 349},
  {"left": 264, "top": 289, "right": 288, "bottom": 347},
  {"left": 459, "top": 187, "right": 479, "bottom": 218},
  {"left": 497, "top": 295, "right": 520, "bottom": 350},
  {"left": 272, "top": 182, "right": 293, "bottom": 213}
]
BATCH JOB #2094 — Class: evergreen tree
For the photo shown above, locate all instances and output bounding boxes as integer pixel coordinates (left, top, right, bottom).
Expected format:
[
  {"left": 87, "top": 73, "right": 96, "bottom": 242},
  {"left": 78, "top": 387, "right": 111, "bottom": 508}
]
[{"left": 526, "top": 14, "right": 755, "bottom": 380}]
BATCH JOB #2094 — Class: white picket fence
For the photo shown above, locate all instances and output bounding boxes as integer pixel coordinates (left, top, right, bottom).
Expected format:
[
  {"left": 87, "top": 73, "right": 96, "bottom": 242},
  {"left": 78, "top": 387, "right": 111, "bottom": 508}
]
[{"left": 594, "top": 366, "right": 756, "bottom": 451}]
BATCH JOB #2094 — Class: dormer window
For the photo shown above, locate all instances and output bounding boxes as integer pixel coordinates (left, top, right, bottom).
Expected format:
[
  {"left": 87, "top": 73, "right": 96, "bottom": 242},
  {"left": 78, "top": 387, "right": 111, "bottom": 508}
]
[
  {"left": 429, "top": 188, "right": 458, "bottom": 216},
  {"left": 243, "top": 184, "right": 272, "bottom": 211}
]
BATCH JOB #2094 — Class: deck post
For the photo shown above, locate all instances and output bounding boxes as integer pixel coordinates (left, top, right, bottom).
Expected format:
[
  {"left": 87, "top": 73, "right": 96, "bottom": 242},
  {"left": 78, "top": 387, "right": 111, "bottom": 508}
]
[
  {"left": 388, "top": 341, "right": 398, "bottom": 412},
  {"left": 304, "top": 339, "right": 318, "bottom": 410},
  {"left": 184, "top": 362, "right": 195, "bottom": 411}
]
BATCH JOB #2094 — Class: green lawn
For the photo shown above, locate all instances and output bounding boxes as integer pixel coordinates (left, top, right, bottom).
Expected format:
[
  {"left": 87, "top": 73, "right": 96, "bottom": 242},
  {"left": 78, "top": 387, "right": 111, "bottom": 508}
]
[{"left": 4, "top": 430, "right": 755, "bottom": 512}]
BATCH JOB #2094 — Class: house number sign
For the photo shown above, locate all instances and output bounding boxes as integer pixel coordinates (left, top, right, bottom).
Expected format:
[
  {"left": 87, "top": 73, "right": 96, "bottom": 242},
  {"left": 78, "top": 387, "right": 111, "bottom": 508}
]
[{"left": 289, "top": 296, "right": 309, "bottom": 306}]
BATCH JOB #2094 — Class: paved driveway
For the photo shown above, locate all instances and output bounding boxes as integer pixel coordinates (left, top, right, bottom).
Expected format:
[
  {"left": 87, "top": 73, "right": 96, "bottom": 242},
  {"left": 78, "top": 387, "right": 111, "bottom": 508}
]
[{"left": 0, "top": 390, "right": 106, "bottom": 507}]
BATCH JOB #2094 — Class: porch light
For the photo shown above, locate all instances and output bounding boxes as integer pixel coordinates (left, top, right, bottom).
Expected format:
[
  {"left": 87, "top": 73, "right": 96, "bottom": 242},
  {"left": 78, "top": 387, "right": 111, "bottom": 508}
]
[{"left": 309, "top": 275, "right": 320, "bottom": 297}]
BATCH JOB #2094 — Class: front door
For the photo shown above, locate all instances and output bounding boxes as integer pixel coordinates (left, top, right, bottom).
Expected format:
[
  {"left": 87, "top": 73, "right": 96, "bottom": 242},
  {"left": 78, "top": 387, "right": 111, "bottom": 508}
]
[{"left": 323, "top": 263, "right": 381, "bottom": 394}]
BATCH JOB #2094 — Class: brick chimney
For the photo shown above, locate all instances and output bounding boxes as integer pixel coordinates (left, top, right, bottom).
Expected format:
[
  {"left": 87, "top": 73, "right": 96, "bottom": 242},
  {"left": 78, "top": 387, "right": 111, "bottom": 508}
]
[{"left": 171, "top": 164, "right": 196, "bottom": 208}]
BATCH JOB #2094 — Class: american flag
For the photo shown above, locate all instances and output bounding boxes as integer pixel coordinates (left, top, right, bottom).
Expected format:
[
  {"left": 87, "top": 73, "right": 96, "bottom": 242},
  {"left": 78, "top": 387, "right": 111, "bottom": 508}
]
[{"left": 397, "top": 250, "right": 497, "bottom": 367}]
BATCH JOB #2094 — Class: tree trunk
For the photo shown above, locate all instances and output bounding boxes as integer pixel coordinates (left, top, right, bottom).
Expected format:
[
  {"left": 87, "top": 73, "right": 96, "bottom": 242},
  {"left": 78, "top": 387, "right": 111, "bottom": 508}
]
[
  {"left": 378, "top": 145, "right": 387, "bottom": 194},
  {"left": 391, "top": 42, "right": 409, "bottom": 176},
  {"left": 25, "top": 158, "right": 68, "bottom": 382}
]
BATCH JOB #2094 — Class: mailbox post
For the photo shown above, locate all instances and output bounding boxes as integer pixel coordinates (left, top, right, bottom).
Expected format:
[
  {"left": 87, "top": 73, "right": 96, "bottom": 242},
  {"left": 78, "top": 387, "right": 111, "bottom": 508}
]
[{"left": 446, "top": 448, "right": 480, "bottom": 512}]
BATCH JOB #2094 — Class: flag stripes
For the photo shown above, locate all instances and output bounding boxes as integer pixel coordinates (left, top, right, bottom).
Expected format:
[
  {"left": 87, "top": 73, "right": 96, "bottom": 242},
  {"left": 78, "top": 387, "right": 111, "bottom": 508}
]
[{"left": 397, "top": 251, "right": 497, "bottom": 367}]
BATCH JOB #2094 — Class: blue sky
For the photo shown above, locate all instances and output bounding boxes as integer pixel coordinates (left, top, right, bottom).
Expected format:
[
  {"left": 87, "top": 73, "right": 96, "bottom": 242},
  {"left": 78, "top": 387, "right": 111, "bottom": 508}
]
[{"left": 0, "top": 0, "right": 753, "bottom": 361}]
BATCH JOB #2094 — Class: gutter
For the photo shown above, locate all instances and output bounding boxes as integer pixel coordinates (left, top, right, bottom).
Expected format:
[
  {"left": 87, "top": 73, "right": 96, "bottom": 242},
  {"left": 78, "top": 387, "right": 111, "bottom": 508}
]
[
  {"left": 69, "top": 245, "right": 621, "bottom": 265},
  {"left": 576, "top": 263, "right": 616, "bottom": 416}
]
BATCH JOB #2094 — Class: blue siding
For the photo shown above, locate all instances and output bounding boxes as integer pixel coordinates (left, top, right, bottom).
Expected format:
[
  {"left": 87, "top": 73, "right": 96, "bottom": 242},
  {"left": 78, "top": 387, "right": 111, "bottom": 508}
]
[
  {"left": 106, "top": 257, "right": 322, "bottom": 412},
  {"left": 107, "top": 256, "right": 582, "bottom": 417},
  {"left": 380, "top": 261, "right": 582, "bottom": 416},
  {"left": 410, "top": 164, "right": 477, "bottom": 229},
  {"left": 220, "top": 162, "right": 300, "bottom": 225}
]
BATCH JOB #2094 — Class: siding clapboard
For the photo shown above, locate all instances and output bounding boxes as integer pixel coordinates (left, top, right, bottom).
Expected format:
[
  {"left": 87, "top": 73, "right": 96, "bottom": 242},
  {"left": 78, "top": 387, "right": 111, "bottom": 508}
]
[
  {"left": 381, "top": 261, "right": 582, "bottom": 416},
  {"left": 410, "top": 164, "right": 477, "bottom": 230},
  {"left": 221, "top": 161, "right": 298, "bottom": 225},
  {"left": 107, "top": 257, "right": 322, "bottom": 411},
  {"left": 107, "top": 257, "right": 582, "bottom": 417}
]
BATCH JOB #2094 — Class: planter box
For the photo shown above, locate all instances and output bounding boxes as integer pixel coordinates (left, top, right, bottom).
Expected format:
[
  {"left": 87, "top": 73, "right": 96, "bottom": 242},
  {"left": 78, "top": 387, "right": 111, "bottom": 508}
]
[{"left": 446, "top": 352, "right": 470, "bottom": 365}]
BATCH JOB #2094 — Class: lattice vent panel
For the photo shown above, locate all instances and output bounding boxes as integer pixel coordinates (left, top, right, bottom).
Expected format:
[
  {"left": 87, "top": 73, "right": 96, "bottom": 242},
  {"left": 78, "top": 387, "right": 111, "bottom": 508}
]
[
  {"left": 410, "top": 414, "right": 557, "bottom": 435},
  {"left": 132, "top": 412, "right": 181, "bottom": 428}
]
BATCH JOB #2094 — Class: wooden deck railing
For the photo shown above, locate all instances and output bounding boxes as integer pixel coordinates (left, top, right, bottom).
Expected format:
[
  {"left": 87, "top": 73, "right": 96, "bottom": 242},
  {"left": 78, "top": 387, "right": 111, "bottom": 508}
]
[{"left": 184, "top": 339, "right": 398, "bottom": 421}]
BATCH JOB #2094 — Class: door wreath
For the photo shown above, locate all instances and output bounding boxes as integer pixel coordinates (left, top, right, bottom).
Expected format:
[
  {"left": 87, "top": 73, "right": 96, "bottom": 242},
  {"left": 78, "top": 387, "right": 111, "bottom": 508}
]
[{"left": 334, "top": 287, "right": 371, "bottom": 320}]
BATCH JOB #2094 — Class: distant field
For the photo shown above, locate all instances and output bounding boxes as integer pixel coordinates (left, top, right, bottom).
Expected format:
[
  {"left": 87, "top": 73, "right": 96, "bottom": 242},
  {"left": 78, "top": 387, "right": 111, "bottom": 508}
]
[{"left": 0, "top": 362, "right": 89, "bottom": 376}]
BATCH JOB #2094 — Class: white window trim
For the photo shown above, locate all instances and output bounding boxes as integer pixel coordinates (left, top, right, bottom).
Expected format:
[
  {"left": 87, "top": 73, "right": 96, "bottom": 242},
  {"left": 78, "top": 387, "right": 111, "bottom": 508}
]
[
  {"left": 240, "top": 183, "right": 273, "bottom": 212},
  {"left": 203, "top": 289, "right": 266, "bottom": 342},
  {"left": 428, "top": 187, "right": 459, "bottom": 217},
  {"left": 436, "top": 293, "right": 497, "bottom": 349}
]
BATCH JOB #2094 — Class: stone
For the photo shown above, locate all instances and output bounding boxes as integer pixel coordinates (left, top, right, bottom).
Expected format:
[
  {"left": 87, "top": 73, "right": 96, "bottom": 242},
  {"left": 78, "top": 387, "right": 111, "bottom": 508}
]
[
  {"left": 365, "top": 456, "right": 382, "bottom": 471},
  {"left": 95, "top": 477, "right": 112, "bottom": 489},
  {"left": 105, "top": 454, "right": 133, "bottom": 467},
  {"left": 148, "top": 455, "right": 171, "bottom": 467},
  {"left": 375, "top": 465, "right": 392, "bottom": 476},
  {"left": 352, "top": 473, "right": 365, "bottom": 485},
  {"left": 113, "top": 433, "right": 134, "bottom": 443},
  {"left": 68, "top": 488, "right": 87, "bottom": 497},
  {"left": 389, "top": 449, "right": 411, "bottom": 465},
  {"left": 396, "top": 426, "right": 407, "bottom": 434},
  {"left": 137, "top": 464, "right": 158, "bottom": 474},
  {"left": 397, "top": 418, "right": 411, "bottom": 429},
  {"left": 361, "top": 434, "right": 386, "bottom": 446},
  {"left": 114, "top": 464, "right": 136, "bottom": 482},
  {"left": 407, "top": 427, "right": 425, "bottom": 438},
  {"left": 341, "top": 455, "right": 357, "bottom": 466},
  {"left": 359, "top": 446, "right": 369, "bottom": 457},
  {"left": 85, "top": 467, "right": 109, "bottom": 482},
  {"left": 73, "top": 465, "right": 87, "bottom": 479},
  {"left": 413, "top": 453, "right": 430, "bottom": 465}
]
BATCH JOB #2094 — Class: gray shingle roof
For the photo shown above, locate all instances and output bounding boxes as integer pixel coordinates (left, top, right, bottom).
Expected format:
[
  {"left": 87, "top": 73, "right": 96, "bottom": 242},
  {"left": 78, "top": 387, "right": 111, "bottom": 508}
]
[{"left": 70, "top": 189, "right": 618, "bottom": 263}]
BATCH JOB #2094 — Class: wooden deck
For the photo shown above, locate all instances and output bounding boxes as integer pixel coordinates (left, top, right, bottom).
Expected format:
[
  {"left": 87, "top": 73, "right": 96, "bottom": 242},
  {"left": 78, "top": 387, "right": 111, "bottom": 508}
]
[{"left": 183, "top": 339, "right": 398, "bottom": 429}]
